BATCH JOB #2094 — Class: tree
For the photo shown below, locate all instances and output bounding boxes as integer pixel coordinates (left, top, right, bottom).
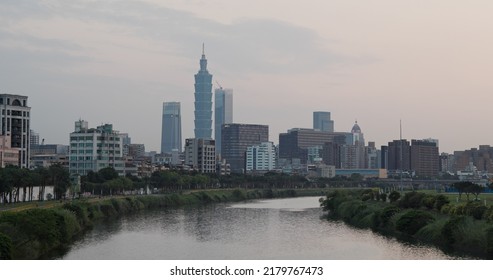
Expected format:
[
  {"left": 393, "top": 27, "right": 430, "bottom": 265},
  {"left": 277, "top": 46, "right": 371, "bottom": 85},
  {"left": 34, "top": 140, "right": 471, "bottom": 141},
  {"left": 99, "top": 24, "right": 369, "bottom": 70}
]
[
  {"left": 388, "top": 191, "right": 401, "bottom": 203},
  {"left": 49, "top": 163, "right": 71, "bottom": 200},
  {"left": 98, "top": 167, "right": 119, "bottom": 181},
  {"left": 453, "top": 181, "right": 476, "bottom": 201},
  {"left": 468, "top": 183, "right": 483, "bottom": 201}
]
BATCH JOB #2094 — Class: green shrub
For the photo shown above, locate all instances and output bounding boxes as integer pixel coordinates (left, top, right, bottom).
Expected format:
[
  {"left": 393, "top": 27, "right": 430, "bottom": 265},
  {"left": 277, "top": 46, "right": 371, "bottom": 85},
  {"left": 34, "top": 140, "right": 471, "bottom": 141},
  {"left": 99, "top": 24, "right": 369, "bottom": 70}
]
[
  {"left": 464, "top": 202, "right": 487, "bottom": 220},
  {"left": 380, "top": 193, "right": 387, "bottom": 202},
  {"left": 440, "top": 216, "right": 465, "bottom": 250},
  {"left": 0, "top": 232, "right": 12, "bottom": 260},
  {"left": 53, "top": 209, "right": 81, "bottom": 243},
  {"left": 379, "top": 206, "right": 401, "bottom": 228},
  {"left": 396, "top": 210, "right": 435, "bottom": 235},
  {"left": 388, "top": 191, "right": 400, "bottom": 203},
  {"left": 63, "top": 202, "right": 90, "bottom": 226},
  {"left": 434, "top": 195, "right": 450, "bottom": 211},
  {"left": 398, "top": 192, "right": 426, "bottom": 209}
]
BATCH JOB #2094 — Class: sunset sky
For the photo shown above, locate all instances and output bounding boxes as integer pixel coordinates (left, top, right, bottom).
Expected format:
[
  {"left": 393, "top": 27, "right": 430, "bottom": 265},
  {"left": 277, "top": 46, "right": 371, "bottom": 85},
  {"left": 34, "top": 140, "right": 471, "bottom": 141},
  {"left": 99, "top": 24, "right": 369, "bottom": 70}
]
[{"left": 1, "top": 0, "right": 492, "bottom": 153}]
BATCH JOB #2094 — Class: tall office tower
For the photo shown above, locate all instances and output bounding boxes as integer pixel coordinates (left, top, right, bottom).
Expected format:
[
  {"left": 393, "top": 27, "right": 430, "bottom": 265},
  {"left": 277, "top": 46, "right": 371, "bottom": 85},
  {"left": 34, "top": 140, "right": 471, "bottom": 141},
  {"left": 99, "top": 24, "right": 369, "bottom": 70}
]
[
  {"left": 411, "top": 139, "right": 439, "bottom": 178},
  {"left": 366, "top": 141, "right": 379, "bottom": 169},
  {"left": 214, "top": 87, "right": 233, "bottom": 155},
  {"left": 313, "top": 111, "right": 334, "bottom": 132},
  {"left": 221, "top": 123, "right": 269, "bottom": 173},
  {"left": 194, "top": 46, "right": 213, "bottom": 139},
  {"left": 340, "top": 121, "right": 366, "bottom": 169},
  {"left": 161, "top": 102, "right": 182, "bottom": 153},
  {"left": 0, "top": 94, "right": 31, "bottom": 168},
  {"left": 351, "top": 121, "right": 365, "bottom": 146}
]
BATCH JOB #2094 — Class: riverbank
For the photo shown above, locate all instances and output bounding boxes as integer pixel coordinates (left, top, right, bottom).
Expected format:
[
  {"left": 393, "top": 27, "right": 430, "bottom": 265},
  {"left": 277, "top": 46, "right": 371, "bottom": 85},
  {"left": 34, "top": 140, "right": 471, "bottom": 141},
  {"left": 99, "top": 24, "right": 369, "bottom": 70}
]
[
  {"left": 0, "top": 188, "right": 326, "bottom": 259},
  {"left": 321, "top": 189, "right": 493, "bottom": 259}
]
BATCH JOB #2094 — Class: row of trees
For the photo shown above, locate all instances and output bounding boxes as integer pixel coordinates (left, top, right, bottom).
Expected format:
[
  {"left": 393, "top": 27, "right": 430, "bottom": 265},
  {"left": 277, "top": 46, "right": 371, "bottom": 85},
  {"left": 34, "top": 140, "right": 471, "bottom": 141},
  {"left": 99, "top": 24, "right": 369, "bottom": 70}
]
[
  {"left": 0, "top": 164, "right": 70, "bottom": 204},
  {"left": 451, "top": 181, "right": 491, "bottom": 201},
  {"left": 80, "top": 169, "right": 312, "bottom": 195}
]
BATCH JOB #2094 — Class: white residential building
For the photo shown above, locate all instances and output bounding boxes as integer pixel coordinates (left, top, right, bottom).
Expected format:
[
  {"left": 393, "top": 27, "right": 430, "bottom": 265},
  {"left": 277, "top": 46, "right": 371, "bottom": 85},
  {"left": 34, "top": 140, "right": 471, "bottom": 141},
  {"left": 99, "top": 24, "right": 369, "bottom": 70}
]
[
  {"left": 184, "top": 138, "right": 216, "bottom": 173},
  {"left": 246, "top": 142, "right": 276, "bottom": 173},
  {"left": 69, "top": 120, "right": 125, "bottom": 176}
]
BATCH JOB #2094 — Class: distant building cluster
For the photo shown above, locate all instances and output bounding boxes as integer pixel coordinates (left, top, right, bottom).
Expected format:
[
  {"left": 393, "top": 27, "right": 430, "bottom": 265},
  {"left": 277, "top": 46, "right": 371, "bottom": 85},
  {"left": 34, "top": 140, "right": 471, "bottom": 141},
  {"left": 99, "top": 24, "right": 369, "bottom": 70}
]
[{"left": 2, "top": 47, "right": 493, "bottom": 184}]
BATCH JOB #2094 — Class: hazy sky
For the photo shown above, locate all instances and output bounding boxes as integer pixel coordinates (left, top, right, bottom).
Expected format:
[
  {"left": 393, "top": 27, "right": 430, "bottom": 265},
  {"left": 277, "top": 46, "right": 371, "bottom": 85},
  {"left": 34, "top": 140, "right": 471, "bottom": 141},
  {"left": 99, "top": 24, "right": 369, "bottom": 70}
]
[{"left": 1, "top": 0, "right": 493, "bottom": 154}]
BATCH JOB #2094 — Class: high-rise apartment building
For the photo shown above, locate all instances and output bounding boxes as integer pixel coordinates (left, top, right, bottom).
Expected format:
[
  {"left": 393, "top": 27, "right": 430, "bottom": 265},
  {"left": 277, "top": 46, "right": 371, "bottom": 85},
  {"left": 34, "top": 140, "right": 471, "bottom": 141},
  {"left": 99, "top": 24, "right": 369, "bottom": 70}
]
[
  {"left": 411, "top": 139, "right": 439, "bottom": 178},
  {"left": 246, "top": 142, "right": 276, "bottom": 173},
  {"left": 69, "top": 120, "right": 124, "bottom": 176},
  {"left": 313, "top": 111, "right": 334, "bottom": 132},
  {"left": 194, "top": 47, "right": 213, "bottom": 139},
  {"left": 387, "top": 139, "right": 411, "bottom": 172},
  {"left": 161, "top": 102, "right": 182, "bottom": 153},
  {"left": 214, "top": 87, "right": 233, "bottom": 155},
  {"left": 222, "top": 124, "right": 269, "bottom": 173},
  {"left": 184, "top": 138, "right": 216, "bottom": 173},
  {"left": 0, "top": 94, "right": 31, "bottom": 168}
]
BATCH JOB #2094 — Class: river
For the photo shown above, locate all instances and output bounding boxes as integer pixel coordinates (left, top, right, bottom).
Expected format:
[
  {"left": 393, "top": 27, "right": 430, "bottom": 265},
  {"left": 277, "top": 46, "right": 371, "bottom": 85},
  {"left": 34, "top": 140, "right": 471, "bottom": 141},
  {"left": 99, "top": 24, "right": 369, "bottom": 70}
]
[{"left": 61, "top": 196, "right": 456, "bottom": 259}]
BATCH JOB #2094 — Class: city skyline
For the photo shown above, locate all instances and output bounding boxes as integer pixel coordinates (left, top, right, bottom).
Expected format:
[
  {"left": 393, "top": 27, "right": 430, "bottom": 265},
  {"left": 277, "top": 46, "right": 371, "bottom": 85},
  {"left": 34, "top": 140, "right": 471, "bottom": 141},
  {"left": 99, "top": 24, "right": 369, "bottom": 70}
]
[{"left": 2, "top": 1, "right": 493, "bottom": 154}]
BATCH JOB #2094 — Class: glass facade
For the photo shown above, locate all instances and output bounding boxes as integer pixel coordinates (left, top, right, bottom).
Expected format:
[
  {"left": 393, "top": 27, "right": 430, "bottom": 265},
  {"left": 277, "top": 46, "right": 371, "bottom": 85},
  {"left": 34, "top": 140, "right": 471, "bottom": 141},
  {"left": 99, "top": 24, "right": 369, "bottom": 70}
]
[
  {"left": 313, "top": 111, "right": 334, "bottom": 132},
  {"left": 161, "top": 102, "right": 182, "bottom": 153},
  {"left": 214, "top": 88, "right": 233, "bottom": 155},
  {"left": 221, "top": 124, "right": 269, "bottom": 173},
  {"left": 194, "top": 50, "right": 213, "bottom": 139}
]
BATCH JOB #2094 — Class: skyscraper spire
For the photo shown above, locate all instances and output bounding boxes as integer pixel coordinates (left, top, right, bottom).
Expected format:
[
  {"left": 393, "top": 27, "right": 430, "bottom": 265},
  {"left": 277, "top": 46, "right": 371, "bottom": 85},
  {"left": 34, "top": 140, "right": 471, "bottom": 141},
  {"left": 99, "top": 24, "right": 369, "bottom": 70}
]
[
  {"left": 194, "top": 45, "right": 213, "bottom": 139},
  {"left": 202, "top": 43, "right": 205, "bottom": 55}
]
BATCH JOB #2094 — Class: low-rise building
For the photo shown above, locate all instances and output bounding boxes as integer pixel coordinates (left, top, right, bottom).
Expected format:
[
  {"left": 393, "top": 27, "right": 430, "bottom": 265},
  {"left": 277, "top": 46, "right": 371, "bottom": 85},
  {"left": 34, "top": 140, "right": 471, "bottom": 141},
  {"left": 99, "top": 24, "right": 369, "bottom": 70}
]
[
  {"left": 0, "top": 134, "right": 20, "bottom": 167},
  {"left": 69, "top": 120, "right": 125, "bottom": 176},
  {"left": 184, "top": 138, "right": 216, "bottom": 173}
]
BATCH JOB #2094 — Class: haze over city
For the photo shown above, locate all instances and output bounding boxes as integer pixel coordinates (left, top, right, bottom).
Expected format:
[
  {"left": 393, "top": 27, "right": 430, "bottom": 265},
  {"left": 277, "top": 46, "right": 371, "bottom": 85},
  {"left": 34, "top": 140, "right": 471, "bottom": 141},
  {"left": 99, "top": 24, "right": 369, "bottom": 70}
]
[{"left": 1, "top": 0, "right": 493, "bottom": 154}]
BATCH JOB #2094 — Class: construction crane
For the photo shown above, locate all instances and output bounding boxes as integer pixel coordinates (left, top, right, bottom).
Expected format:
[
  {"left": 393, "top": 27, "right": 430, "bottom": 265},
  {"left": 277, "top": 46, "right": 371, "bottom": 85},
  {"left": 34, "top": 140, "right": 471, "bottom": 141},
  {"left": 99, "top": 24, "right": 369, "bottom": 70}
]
[{"left": 215, "top": 80, "right": 223, "bottom": 90}]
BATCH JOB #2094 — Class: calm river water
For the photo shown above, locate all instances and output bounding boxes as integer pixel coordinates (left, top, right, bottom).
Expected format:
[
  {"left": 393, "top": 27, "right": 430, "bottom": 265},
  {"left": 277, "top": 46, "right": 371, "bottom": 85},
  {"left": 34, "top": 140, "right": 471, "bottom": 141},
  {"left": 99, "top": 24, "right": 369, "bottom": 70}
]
[{"left": 61, "top": 196, "right": 456, "bottom": 260}]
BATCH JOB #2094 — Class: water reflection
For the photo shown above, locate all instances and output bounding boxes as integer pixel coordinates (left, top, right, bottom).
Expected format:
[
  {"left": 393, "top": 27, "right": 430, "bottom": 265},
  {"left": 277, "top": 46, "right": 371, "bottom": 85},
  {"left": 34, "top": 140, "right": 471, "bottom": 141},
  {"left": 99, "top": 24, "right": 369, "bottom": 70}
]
[{"left": 62, "top": 197, "right": 456, "bottom": 260}]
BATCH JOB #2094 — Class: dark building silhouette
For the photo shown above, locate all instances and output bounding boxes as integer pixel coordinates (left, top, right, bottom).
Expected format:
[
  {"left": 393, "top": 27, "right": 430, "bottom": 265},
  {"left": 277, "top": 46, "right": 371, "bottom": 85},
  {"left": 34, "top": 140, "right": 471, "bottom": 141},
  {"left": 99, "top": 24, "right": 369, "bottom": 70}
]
[
  {"left": 387, "top": 139, "right": 411, "bottom": 171},
  {"left": 279, "top": 128, "right": 349, "bottom": 164},
  {"left": 221, "top": 123, "right": 268, "bottom": 173},
  {"left": 410, "top": 139, "right": 439, "bottom": 177}
]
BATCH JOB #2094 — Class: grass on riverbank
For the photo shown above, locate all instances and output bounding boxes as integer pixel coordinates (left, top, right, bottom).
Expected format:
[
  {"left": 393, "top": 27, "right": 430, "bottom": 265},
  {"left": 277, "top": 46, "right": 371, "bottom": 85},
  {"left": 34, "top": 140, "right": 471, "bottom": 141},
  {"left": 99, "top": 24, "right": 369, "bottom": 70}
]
[
  {"left": 321, "top": 189, "right": 493, "bottom": 259},
  {"left": 0, "top": 188, "right": 327, "bottom": 260}
]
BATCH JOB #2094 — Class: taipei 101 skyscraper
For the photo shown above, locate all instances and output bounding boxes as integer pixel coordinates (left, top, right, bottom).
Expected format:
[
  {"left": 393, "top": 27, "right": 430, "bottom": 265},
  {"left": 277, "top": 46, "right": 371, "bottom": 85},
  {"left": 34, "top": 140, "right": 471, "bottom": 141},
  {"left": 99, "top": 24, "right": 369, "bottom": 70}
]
[{"left": 194, "top": 44, "right": 213, "bottom": 139}]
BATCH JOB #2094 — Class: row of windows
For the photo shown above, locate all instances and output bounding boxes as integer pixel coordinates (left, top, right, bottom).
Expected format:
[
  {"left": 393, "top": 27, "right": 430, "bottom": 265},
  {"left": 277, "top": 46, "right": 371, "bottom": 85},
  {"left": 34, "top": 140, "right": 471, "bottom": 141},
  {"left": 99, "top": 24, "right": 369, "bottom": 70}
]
[
  {"left": 70, "top": 150, "right": 121, "bottom": 155},
  {"left": 70, "top": 163, "right": 125, "bottom": 169},
  {"left": 70, "top": 136, "right": 121, "bottom": 142},
  {"left": 1, "top": 109, "right": 30, "bottom": 117},
  {"left": 70, "top": 136, "right": 94, "bottom": 141}
]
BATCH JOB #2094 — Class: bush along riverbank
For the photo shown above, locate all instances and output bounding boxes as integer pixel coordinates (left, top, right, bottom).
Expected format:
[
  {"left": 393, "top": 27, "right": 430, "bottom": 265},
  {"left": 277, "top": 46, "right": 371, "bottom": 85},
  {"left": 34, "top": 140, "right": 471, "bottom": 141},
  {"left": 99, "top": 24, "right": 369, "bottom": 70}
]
[
  {"left": 320, "top": 189, "right": 493, "bottom": 259},
  {"left": 0, "top": 188, "right": 326, "bottom": 259}
]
